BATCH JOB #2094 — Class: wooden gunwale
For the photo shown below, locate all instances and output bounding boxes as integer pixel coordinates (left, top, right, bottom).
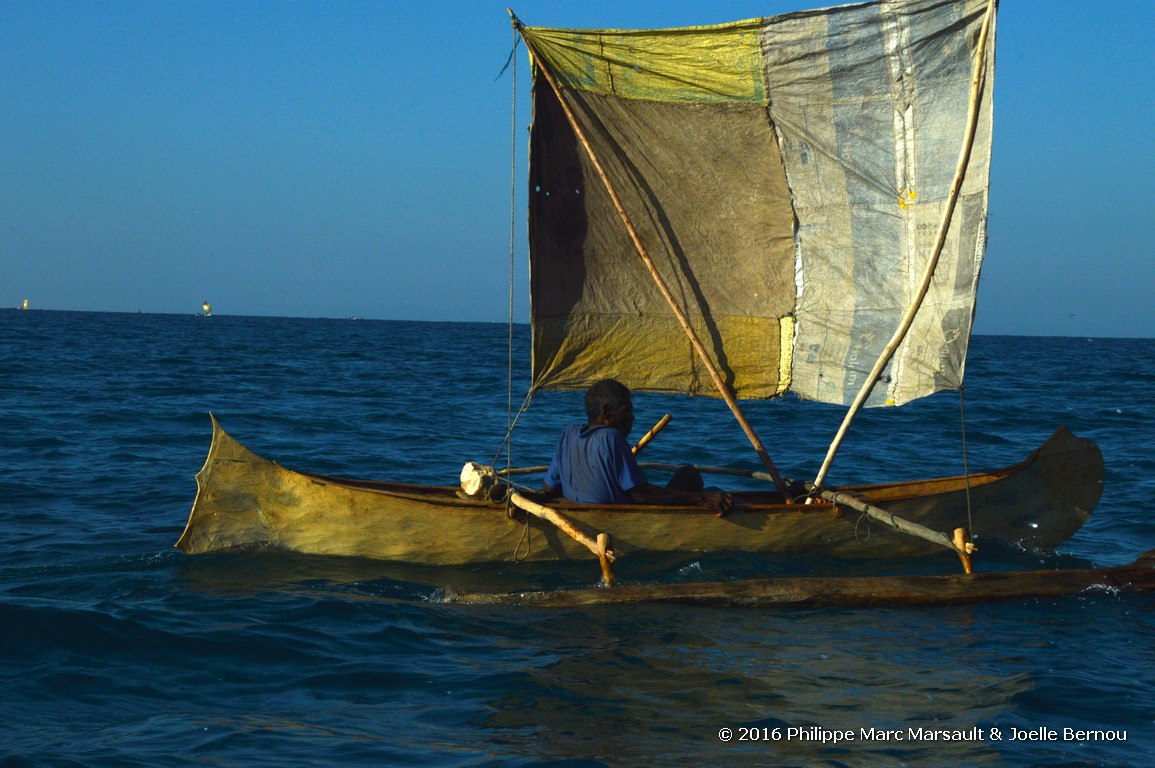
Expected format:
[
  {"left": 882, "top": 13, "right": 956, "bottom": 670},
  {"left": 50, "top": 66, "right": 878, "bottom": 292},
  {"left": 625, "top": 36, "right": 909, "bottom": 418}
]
[{"left": 296, "top": 456, "right": 1014, "bottom": 514}]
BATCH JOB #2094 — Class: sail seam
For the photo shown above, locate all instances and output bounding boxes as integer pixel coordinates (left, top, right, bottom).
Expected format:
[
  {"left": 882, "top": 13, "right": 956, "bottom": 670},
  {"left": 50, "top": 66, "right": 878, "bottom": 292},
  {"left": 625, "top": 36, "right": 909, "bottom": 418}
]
[{"left": 886, "top": 0, "right": 918, "bottom": 405}]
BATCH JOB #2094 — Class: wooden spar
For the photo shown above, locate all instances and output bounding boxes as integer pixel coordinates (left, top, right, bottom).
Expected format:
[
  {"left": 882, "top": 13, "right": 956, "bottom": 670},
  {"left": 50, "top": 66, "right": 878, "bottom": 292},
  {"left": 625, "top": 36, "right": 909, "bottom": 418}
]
[
  {"left": 643, "top": 463, "right": 783, "bottom": 487},
  {"left": 448, "top": 551, "right": 1155, "bottom": 608},
  {"left": 510, "top": 14, "right": 788, "bottom": 495},
  {"left": 819, "top": 490, "right": 973, "bottom": 572},
  {"left": 953, "top": 527, "right": 975, "bottom": 575},
  {"left": 498, "top": 461, "right": 783, "bottom": 485},
  {"left": 509, "top": 492, "right": 616, "bottom": 585},
  {"left": 812, "top": 0, "right": 998, "bottom": 491},
  {"left": 632, "top": 413, "right": 671, "bottom": 455},
  {"left": 596, "top": 534, "right": 614, "bottom": 586}
]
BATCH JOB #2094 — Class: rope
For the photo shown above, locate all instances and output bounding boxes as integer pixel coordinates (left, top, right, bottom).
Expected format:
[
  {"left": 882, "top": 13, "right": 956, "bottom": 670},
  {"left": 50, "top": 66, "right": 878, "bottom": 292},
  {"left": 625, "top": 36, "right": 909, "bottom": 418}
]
[
  {"left": 502, "top": 21, "right": 519, "bottom": 494},
  {"left": 490, "top": 389, "right": 536, "bottom": 469},
  {"left": 512, "top": 513, "right": 532, "bottom": 563},
  {"left": 498, "top": 34, "right": 535, "bottom": 531},
  {"left": 959, "top": 385, "right": 976, "bottom": 536},
  {"left": 494, "top": 31, "right": 520, "bottom": 81}
]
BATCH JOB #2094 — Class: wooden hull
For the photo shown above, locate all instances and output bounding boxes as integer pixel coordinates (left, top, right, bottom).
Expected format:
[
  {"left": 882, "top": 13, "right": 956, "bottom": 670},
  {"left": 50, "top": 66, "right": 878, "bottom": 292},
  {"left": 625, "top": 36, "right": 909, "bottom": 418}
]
[{"left": 176, "top": 415, "right": 1103, "bottom": 565}]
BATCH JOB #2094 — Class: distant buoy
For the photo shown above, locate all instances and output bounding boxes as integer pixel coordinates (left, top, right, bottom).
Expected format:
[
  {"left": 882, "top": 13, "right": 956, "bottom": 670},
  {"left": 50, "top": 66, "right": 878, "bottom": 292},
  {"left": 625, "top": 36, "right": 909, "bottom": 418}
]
[{"left": 20, "top": 299, "right": 28, "bottom": 310}]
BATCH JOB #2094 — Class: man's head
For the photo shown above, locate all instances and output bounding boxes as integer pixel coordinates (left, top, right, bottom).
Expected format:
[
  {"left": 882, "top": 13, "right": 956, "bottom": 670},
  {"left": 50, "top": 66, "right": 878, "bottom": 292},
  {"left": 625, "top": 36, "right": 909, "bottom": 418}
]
[{"left": 585, "top": 379, "right": 635, "bottom": 435}]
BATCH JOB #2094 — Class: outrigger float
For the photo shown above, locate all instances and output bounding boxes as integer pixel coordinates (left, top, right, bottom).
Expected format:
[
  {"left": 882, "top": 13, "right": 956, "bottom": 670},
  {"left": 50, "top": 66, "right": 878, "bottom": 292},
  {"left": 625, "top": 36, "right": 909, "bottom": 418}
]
[{"left": 446, "top": 551, "right": 1155, "bottom": 608}]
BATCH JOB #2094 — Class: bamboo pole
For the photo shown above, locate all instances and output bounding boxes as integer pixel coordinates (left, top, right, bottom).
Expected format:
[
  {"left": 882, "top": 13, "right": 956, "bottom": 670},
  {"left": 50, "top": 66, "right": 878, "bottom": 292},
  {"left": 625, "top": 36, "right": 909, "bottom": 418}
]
[
  {"left": 511, "top": 13, "right": 788, "bottom": 495},
  {"left": 596, "top": 534, "right": 614, "bottom": 587},
  {"left": 639, "top": 462, "right": 783, "bottom": 485},
  {"left": 812, "top": 0, "right": 998, "bottom": 491},
  {"left": 498, "top": 461, "right": 782, "bottom": 483},
  {"left": 953, "top": 527, "right": 975, "bottom": 575},
  {"left": 820, "top": 489, "right": 973, "bottom": 571},
  {"left": 632, "top": 413, "right": 671, "bottom": 455},
  {"left": 509, "top": 492, "right": 616, "bottom": 585},
  {"left": 499, "top": 461, "right": 786, "bottom": 492}
]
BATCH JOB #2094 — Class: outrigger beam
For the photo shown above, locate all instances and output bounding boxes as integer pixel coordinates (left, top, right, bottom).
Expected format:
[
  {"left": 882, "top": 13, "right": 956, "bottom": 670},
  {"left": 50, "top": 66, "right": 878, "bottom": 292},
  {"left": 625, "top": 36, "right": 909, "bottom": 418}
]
[
  {"left": 820, "top": 490, "right": 975, "bottom": 574},
  {"left": 510, "top": 492, "right": 617, "bottom": 585},
  {"left": 510, "top": 12, "right": 789, "bottom": 495}
]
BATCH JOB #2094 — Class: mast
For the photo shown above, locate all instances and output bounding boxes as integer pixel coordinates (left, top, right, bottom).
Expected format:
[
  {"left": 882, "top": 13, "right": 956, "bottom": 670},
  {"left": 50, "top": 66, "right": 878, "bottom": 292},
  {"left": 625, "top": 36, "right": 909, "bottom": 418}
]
[
  {"left": 510, "top": 11, "right": 789, "bottom": 495},
  {"left": 811, "top": 0, "right": 998, "bottom": 491}
]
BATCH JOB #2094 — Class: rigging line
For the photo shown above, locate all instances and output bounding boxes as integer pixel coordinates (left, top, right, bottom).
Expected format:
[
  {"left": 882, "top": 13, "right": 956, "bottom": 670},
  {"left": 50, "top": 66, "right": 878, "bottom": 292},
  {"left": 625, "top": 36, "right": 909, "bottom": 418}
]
[
  {"left": 494, "top": 31, "right": 520, "bottom": 81},
  {"left": 504, "top": 18, "right": 519, "bottom": 493},
  {"left": 512, "top": 513, "right": 532, "bottom": 562},
  {"left": 959, "top": 385, "right": 976, "bottom": 536},
  {"left": 491, "top": 389, "right": 536, "bottom": 471}
]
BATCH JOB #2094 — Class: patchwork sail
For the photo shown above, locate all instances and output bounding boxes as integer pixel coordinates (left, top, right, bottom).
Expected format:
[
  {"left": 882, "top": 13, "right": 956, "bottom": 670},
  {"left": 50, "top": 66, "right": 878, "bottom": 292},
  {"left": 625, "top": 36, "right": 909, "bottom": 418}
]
[{"left": 522, "top": 0, "right": 995, "bottom": 407}]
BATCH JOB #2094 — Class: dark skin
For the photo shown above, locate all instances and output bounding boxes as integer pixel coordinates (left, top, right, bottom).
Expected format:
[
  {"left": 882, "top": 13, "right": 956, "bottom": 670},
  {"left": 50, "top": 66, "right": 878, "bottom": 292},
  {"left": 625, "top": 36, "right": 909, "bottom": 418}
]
[{"left": 543, "top": 396, "right": 736, "bottom": 517}]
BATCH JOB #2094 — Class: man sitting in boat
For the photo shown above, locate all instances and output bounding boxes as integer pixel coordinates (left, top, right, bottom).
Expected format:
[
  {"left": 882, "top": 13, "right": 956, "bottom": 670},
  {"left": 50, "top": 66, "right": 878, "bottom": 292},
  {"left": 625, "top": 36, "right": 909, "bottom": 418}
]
[{"left": 543, "top": 379, "right": 734, "bottom": 516}]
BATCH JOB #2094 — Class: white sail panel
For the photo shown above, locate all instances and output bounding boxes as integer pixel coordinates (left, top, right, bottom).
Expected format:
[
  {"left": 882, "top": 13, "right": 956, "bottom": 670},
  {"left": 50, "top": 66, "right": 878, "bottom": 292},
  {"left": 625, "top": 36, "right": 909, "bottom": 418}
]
[{"left": 763, "top": 0, "right": 995, "bottom": 405}]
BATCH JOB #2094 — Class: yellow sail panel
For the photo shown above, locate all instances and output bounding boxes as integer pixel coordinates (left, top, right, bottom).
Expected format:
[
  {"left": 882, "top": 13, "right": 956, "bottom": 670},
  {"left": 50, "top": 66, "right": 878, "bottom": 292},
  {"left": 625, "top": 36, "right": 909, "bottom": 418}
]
[
  {"left": 520, "top": 21, "right": 765, "bottom": 104},
  {"left": 534, "top": 314, "right": 790, "bottom": 399}
]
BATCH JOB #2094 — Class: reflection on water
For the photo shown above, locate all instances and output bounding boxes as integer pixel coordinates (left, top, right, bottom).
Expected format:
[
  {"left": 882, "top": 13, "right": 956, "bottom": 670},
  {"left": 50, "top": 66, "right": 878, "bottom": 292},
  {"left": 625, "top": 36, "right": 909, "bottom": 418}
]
[
  {"left": 469, "top": 605, "right": 1028, "bottom": 766},
  {"left": 169, "top": 548, "right": 1154, "bottom": 767}
]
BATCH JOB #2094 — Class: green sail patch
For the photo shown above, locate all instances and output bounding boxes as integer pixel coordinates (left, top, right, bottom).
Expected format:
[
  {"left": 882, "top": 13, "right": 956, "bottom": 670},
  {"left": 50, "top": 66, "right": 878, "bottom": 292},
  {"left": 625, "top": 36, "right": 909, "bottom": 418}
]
[{"left": 521, "top": 21, "right": 766, "bottom": 104}]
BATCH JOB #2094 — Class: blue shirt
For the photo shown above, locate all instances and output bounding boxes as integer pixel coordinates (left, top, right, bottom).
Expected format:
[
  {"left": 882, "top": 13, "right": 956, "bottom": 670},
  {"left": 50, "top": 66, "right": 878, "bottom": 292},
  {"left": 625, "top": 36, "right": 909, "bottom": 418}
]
[{"left": 544, "top": 424, "right": 647, "bottom": 504}]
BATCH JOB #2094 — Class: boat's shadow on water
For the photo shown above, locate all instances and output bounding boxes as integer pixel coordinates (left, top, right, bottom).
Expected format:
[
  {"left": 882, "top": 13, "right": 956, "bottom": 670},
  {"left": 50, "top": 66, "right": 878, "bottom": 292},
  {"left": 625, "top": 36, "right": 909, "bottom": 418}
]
[
  {"left": 170, "top": 541, "right": 1097, "bottom": 606},
  {"left": 172, "top": 548, "right": 591, "bottom": 600},
  {"left": 174, "top": 548, "right": 720, "bottom": 602}
]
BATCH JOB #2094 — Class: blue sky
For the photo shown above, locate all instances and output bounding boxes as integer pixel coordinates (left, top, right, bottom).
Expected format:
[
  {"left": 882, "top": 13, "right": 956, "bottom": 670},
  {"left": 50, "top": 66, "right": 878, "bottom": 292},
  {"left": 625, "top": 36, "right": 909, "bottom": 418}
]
[{"left": 2, "top": 0, "right": 1152, "bottom": 337}]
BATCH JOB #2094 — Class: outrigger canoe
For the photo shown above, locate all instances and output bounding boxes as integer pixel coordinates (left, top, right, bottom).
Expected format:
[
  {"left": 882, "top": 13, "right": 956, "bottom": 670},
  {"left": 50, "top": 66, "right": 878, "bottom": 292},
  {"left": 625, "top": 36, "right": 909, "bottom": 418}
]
[
  {"left": 176, "top": 415, "right": 1103, "bottom": 568},
  {"left": 178, "top": 1, "right": 1114, "bottom": 596}
]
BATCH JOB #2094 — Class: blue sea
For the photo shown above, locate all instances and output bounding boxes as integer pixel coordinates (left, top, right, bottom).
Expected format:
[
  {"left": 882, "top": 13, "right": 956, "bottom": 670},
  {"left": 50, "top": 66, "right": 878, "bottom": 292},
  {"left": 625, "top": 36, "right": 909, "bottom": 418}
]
[{"left": 2, "top": 309, "right": 1153, "bottom": 767}]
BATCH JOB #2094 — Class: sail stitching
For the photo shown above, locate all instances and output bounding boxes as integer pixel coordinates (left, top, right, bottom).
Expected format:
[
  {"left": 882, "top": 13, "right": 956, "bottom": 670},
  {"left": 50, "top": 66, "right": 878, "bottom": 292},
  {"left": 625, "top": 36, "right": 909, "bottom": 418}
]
[{"left": 886, "top": 0, "right": 918, "bottom": 406}]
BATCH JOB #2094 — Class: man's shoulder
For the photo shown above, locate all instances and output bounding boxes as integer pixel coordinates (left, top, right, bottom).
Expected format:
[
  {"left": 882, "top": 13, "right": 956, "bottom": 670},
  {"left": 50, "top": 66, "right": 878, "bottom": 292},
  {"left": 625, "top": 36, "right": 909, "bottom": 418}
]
[
  {"left": 580, "top": 424, "right": 627, "bottom": 446},
  {"left": 590, "top": 428, "right": 638, "bottom": 467},
  {"left": 560, "top": 423, "right": 596, "bottom": 442},
  {"left": 558, "top": 423, "right": 632, "bottom": 455}
]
